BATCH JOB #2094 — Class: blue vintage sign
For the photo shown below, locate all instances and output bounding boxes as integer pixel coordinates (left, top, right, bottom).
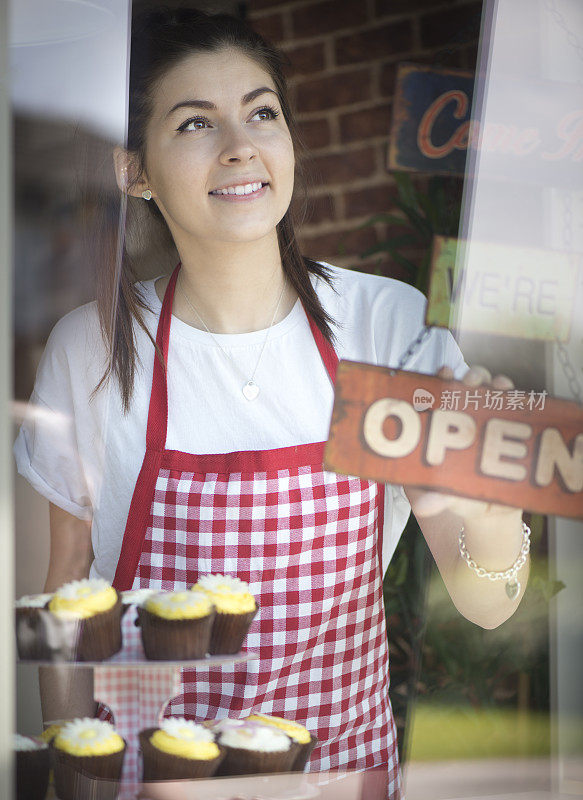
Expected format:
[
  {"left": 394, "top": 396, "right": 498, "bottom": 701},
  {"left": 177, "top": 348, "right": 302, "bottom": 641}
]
[
  {"left": 389, "top": 62, "right": 583, "bottom": 186},
  {"left": 389, "top": 63, "right": 475, "bottom": 175}
]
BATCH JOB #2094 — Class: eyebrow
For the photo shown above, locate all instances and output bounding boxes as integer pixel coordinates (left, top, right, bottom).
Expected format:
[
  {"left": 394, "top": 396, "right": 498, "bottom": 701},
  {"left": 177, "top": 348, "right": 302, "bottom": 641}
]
[{"left": 165, "top": 86, "right": 279, "bottom": 118}]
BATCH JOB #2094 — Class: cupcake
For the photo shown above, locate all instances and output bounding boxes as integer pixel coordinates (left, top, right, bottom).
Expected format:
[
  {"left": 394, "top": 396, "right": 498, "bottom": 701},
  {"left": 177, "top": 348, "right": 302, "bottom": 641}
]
[
  {"left": 245, "top": 713, "right": 318, "bottom": 772},
  {"left": 191, "top": 574, "right": 257, "bottom": 655},
  {"left": 139, "top": 717, "right": 225, "bottom": 781},
  {"left": 48, "top": 579, "right": 122, "bottom": 661},
  {"left": 51, "top": 718, "right": 125, "bottom": 800},
  {"left": 138, "top": 590, "right": 215, "bottom": 660},
  {"left": 14, "top": 734, "right": 49, "bottom": 800},
  {"left": 15, "top": 593, "right": 54, "bottom": 660},
  {"left": 213, "top": 719, "right": 299, "bottom": 776},
  {"left": 120, "top": 588, "right": 156, "bottom": 608}
]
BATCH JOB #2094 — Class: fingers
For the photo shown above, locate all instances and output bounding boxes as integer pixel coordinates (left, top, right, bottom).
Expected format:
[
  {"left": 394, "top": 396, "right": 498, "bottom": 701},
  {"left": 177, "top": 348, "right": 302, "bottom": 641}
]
[
  {"left": 492, "top": 373, "right": 514, "bottom": 390},
  {"left": 436, "top": 365, "right": 454, "bottom": 380},
  {"left": 462, "top": 365, "right": 492, "bottom": 386},
  {"left": 437, "top": 364, "right": 515, "bottom": 390}
]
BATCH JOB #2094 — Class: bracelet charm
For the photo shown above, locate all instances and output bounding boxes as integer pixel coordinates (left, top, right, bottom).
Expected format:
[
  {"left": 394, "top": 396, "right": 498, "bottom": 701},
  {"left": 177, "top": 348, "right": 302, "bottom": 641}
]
[{"left": 458, "top": 521, "right": 531, "bottom": 601}]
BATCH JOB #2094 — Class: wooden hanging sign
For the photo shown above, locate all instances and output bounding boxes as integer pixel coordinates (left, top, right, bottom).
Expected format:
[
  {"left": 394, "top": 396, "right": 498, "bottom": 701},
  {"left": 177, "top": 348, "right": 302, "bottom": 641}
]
[
  {"left": 425, "top": 236, "right": 580, "bottom": 341},
  {"left": 324, "top": 362, "right": 583, "bottom": 520}
]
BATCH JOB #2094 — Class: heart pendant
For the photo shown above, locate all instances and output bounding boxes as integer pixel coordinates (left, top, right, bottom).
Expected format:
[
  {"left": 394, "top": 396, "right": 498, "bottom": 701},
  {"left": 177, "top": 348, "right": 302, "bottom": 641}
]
[
  {"left": 505, "top": 580, "right": 520, "bottom": 600},
  {"left": 242, "top": 381, "right": 260, "bottom": 401}
]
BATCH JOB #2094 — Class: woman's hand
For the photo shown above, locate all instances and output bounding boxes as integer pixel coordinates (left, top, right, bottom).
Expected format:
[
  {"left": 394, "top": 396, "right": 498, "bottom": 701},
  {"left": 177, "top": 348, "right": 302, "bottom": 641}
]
[{"left": 403, "top": 364, "right": 529, "bottom": 629}]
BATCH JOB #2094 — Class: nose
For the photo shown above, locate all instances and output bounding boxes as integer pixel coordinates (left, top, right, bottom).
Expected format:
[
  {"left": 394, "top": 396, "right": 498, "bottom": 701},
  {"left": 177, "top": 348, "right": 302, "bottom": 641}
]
[{"left": 218, "top": 123, "right": 258, "bottom": 164}]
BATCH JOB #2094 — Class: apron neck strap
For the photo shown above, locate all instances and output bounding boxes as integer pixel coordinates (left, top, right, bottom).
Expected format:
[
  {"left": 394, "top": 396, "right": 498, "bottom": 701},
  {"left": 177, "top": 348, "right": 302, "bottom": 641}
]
[{"left": 146, "top": 262, "right": 339, "bottom": 451}]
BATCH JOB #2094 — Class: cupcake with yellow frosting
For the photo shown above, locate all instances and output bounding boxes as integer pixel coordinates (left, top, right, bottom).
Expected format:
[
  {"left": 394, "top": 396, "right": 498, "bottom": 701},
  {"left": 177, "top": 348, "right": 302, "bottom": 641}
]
[
  {"left": 139, "top": 718, "right": 225, "bottom": 781},
  {"left": 191, "top": 574, "right": 258, "bottom": 655},
  {"left": 48, "top": 579, "right": 122, "bottom": 661},
  {"left": 51, "top": 718, "right": 125, "bottom": 800},
  {"left": 14, "top": 734, "right": 50, "bottom": 800},
  {"left": 213, "top": 719, "right": 299, "bottom": 776},
  {"left": 245, "top": 713, "right": 318, "bottom": 771},
  {"left": 138, "top": 590, "right": 215, "bottom": 660}
]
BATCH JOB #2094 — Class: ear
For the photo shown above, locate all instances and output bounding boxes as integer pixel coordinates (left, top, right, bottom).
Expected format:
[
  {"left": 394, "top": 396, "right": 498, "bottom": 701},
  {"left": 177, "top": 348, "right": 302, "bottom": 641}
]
[{"left": 113, "top": 146, "right": 150, "bottom": 198}]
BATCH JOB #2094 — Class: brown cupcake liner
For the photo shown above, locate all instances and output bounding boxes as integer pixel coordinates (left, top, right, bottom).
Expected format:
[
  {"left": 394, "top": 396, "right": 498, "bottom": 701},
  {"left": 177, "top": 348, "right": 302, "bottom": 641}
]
[
  {"left": 16, "top": 603, "right": 83, "bottom": 662},
  {"left": 137, "top": 606, "right": 215, "bottom": 660},
  {"left": 216, "top": 738, "right": 300, "bottom": 776},
  {"left": 16, "top": 746, "right": 50, "bottom": 800},
  {"left": 139, "top": 727, "right": 225, "bottom": 781},
  {"left": 51, "top": 740, "right": 125, "bottom": 800},
  {"left": 75, "top": 593, "right": 123, "bottom": 662},
  {"left": 209, "top": 605, "right": 258, "bottom": 655},
  {"left": 292, "top": 734, "right": 318, "bottom": 772}
]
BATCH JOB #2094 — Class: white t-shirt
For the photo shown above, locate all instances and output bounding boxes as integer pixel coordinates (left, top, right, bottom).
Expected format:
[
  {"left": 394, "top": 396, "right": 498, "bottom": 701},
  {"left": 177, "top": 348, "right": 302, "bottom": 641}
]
[{"left": 14, "top": 262, "right": 467, "bottom": 582}]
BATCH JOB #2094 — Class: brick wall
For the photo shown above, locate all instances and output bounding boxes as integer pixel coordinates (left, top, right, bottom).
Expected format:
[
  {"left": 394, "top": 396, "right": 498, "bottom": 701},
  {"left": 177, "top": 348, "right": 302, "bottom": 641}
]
[{"left": 246, "top": 0, "right": 482, "bottom": 280}]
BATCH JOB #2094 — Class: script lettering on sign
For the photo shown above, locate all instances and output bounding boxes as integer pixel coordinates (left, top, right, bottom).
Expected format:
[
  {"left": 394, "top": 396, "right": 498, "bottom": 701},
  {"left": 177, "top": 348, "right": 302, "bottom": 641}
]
[
  {"left": 388, "top": 63, "right": 583, "bottom": 185},
  {"left": 324, "top": 363, "right": 583, "bottom": 520}
]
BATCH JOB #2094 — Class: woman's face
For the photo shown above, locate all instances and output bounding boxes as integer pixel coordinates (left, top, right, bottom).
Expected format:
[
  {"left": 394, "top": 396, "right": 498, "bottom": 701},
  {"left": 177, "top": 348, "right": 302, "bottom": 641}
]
[{"left": 138, "top": 47, "right": 295, "bottom": 248}]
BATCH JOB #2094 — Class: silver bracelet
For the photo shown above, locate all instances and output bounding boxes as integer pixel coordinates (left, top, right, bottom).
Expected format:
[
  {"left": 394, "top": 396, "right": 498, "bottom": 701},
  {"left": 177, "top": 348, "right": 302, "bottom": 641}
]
[{"left": 458, "top": 521, "right": 531, "bottom": 601}]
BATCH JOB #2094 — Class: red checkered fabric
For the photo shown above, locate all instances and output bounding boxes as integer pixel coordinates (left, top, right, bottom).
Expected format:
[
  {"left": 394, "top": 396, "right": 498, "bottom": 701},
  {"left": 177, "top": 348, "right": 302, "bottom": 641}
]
[{"left": 108, "top": 265, "right": 403, "bottom": 799}]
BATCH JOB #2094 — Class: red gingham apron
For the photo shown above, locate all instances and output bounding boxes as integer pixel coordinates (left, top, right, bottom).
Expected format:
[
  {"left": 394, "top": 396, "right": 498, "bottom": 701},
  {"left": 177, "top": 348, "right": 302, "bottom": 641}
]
[{"left": 109, "top": 264, "right": 402, "bottom": 798}]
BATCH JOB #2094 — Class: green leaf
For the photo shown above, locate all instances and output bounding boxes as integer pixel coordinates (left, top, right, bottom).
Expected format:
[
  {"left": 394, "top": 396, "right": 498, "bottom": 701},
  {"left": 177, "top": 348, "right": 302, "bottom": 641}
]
[
  {"left": 394, "top": 200, "right": 433, "bottom": 239},
  {"left": 393, "top": 172, "right": 418, "bottom": 209}
]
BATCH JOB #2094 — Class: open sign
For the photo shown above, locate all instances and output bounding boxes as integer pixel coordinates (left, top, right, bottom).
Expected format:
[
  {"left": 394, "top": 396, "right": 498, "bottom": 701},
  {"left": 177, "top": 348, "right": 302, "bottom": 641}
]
[{"left": 324, "top": 363, "right": 583, "bottom": 520}]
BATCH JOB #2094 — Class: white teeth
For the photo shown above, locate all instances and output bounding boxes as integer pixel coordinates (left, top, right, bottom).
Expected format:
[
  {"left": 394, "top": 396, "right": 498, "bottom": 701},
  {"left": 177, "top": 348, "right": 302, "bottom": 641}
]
[{"left": 212, "top": 182, "right": 264, "bottom": 195}]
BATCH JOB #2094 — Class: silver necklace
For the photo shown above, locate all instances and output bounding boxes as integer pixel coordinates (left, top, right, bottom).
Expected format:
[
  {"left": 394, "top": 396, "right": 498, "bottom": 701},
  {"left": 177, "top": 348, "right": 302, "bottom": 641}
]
[{"left": 178, "top": 273, "right": 287, "bottom": 401}]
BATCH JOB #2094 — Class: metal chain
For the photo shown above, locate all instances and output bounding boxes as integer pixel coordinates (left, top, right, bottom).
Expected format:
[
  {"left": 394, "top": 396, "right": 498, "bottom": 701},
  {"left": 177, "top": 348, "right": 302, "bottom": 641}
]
[
  {"left": 393, "top": 325, "right": 434, "bottom": 373},
  {"left": 558, "top": 188, "right": 583, "bottom": 404},
  {"left": 459, "top": 522, "right": 531, "bottom": 582},
  {"left": 545, "top": 0, "right": 583, "bottom": 65}
]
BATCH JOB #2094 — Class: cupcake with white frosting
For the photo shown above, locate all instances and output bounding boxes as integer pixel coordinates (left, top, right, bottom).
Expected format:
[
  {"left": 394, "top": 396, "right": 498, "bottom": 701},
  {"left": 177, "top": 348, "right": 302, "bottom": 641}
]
[
  {"left": 191, "top": 574, "right": 258, "bottom": 655},
  {"left": 139, "top": 717, "right": 224, "bottom": 781},
  {"left": 15, "top": 593, "right": 55, "bottom": 660},
  {"left": 120, "top": 588, "right": 156, "bottom": 608},
  {"left": 48, "top": 579, "right": 122, "bottom": 661},
  {"left": 245, "top": 713, "right": 318, "bottom": 772},
  {"left": 14, "top": 734, "right": 49, "bottom": 800},
  {"left": 138, "top": 590, "right": 215, "bottom": 660},
  {"left": 213, "top": 719, "right": 299, "bottom": 775},
  {"left": 51, "top": 718, "right": 125, "bottom": 800}
]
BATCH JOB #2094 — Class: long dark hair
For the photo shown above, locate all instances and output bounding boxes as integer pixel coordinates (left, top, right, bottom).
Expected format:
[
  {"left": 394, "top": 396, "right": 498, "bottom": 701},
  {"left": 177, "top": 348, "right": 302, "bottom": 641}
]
[{"left": 93, "top": 6, "right": 338, "bottom": 412}]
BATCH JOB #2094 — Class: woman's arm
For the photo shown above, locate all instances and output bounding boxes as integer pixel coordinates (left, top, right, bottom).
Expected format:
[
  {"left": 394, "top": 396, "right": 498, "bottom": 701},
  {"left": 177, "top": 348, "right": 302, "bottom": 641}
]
[
  {"left": 407, "top": 491, "right": 529, "bottom": 629},
  {"left": 405, "top": 366, "right": 530, "bottom": 630},
  {"left": 39, "top": 503, "right": 95, "bottom": 724}
]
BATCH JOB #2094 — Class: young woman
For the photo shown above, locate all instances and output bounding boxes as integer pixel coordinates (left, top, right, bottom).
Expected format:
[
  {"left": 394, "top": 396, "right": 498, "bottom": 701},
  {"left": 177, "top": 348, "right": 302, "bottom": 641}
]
[{"left": 14, "top": 7, "right": 529, "bottom": 797}]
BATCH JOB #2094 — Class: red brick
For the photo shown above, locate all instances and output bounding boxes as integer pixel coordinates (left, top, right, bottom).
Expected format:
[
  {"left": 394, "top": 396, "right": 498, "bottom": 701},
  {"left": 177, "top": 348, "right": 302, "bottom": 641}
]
[
  {"left": 295, "top": 68, "right": 372, "bottom": 113},
  {"left": 291, "top": 0, "right": 368, "bottom": 39},
  {"left": 308, "top": 146, "right": 377, "bottom": 185},
  {"left": 375, "top": 0, "right": 441, "bottom": 15},
  {"left": 297, "top": 117, "right": 331, "bottom": 149},
  {"left": 250, "top": 11, "right": 285, "bottom": 44},
  {"left": 282, "top": 42, "right": 326, "bottom": 76},
  {"left": 248, "top": 0, "right": 292, "bottom": 11},
  {"left": 299, "top": 225, "right": 378, "bottom": 261},
  {"left": 305, "top": 193, "right": 336, "bottom": 224},
  {"left": 343, "top": 183, "right": 400, "bottom": 218},
  {"left": 339, "top": 102, "right": 391, "bottom": 143},
  {"left": 379, "top": 61, "right": 399, "bottom": 97},
  {"left": 420, "top": 3, "right": 483, "bottom": 50},
  {"left": 335, "top": 20, "right": 413, "bottom": 66}
]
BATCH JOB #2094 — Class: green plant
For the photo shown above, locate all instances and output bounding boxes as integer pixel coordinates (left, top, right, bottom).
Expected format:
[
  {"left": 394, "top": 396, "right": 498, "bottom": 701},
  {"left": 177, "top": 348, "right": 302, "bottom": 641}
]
[{"left": 359, "top": 172, "right": 463, "bottom": 292}]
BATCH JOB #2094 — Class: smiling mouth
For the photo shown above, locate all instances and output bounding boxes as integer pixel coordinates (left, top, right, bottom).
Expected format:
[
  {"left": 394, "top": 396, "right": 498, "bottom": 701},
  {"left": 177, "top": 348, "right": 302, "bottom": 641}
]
[{"left": 209, "top": 181, "right": 268, "bottom": 196}]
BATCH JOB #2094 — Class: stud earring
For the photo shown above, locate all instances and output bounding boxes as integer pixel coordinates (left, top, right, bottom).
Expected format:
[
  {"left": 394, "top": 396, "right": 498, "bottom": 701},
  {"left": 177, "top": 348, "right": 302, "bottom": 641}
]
[{"left": 141, "top": 189, "right": 152, "bottom": 200}]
